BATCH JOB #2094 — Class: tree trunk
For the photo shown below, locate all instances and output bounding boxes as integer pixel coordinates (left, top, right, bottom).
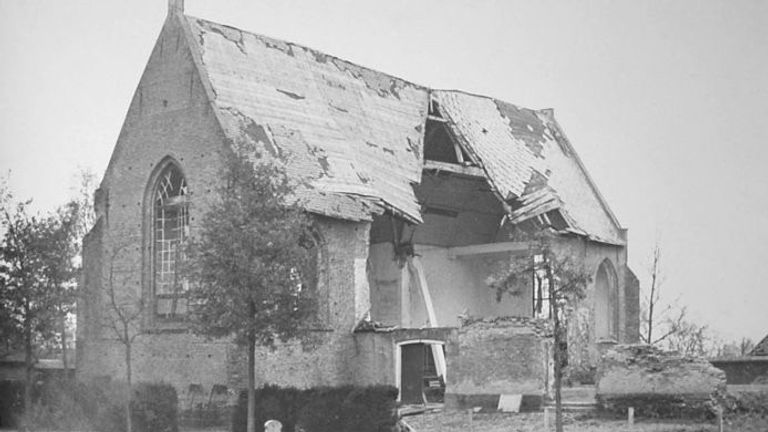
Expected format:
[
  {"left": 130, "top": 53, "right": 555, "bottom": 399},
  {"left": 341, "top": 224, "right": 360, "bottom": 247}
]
[
  {"left": 23, "top": 299, "right": 33, "bottom": 415},
  {"left": 247, "top": 329, "right": 256, "bottom": 432},
  {"left": 547, "top": 262, "right": 564, "bottom": 432},
  {"left": 553, "top": 311, "right": 564, "bottom": 432},
  {"left": 125, "top": 337, "right": 133, "bottom": 432},
  {"left": 61, "top": 308, "right": 68, "bottom": 372}
]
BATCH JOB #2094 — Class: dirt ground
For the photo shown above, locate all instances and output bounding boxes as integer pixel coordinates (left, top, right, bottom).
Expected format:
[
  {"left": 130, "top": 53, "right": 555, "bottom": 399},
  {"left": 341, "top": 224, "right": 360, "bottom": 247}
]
[{"left": 402, "top": 411, "right": 768, "bottom": 432}]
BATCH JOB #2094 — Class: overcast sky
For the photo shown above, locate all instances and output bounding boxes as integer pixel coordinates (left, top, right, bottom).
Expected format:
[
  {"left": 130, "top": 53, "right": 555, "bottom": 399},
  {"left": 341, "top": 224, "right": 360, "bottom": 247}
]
[{"left": 1, "top": 0, "right": 766, "bottom": 343}]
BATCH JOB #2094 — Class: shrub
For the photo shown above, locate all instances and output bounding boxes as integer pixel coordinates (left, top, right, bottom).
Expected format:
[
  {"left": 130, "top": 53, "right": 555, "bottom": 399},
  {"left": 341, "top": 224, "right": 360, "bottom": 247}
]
[
  {"left": 132, "top": 382, "right": 179, "bottom": 432},
  {"left": 339, "top": 386, "right": 398, "bottom": 432},
  {"left": 0, "top": 380, "right": 24, "bottom": 429},
  {"left": 233, "top": 385, "right": 399, "bottom": 432},
  {"left": 722, "top": 390, "right": 768, "bottom": 416},
  {"left": 13, "top": 378, "right": 180, "bottom": 432},
  {"left": 20, "top": 378, "right": 92, "bottom": 431}
]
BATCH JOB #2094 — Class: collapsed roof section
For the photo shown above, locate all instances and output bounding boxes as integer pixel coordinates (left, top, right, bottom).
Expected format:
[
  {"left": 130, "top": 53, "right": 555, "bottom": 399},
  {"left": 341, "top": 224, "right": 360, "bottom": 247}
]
[
  {"left": 433, "top": 91, "right": 624, "bottom": 245},
  {"left": 181, "top": 14, "right": 624, "bottom": 244}
]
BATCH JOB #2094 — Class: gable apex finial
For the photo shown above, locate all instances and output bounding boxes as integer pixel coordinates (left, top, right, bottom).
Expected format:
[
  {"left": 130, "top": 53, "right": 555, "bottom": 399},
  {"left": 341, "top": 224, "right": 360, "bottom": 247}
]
[{"left": 168, "top": 0, "right": 184, "bottom": 16}]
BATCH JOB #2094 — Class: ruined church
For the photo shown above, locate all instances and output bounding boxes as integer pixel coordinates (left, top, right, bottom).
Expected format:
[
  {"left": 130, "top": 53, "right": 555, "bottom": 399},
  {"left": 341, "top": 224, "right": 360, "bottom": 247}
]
[{"left": 77, "top": 0, "right": 639, "bottom": 409}]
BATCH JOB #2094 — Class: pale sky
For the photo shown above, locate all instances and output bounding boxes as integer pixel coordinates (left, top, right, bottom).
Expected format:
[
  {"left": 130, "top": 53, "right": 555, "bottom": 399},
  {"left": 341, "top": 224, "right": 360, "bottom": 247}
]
[{"left": 1, "top": 0, "right": 766, "bottom": 342}]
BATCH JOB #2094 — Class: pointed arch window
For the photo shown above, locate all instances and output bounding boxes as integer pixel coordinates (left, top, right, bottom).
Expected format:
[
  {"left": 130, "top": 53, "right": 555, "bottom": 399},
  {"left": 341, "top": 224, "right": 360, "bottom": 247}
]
[
  {"left": 595, "top": 259, "right": 619, "bottom": 341},
  {"left": 152, "top": 163, "right": 189, "bottom": 320}
]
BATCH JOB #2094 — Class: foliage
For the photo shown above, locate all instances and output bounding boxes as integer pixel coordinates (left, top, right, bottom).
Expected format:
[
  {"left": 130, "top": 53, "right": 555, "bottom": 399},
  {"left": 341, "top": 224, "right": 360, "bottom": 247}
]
[
  {"left": 185, "top": 148, "right": 317, "bottom": 347},
  {"left": 17, "top": 378, "right": 179, "bottom": 432},
  {"left": 131, "top": 382, "right": 179, "bottom": 432},
  {"left": 186, "top": 146, "right": 317, "bottom": 432},
  {"left": 231, "top": 385, "right": 399, "bottom": 432},
  {"left": 721, "top": 390, "right": 768, "bottom": 416},
  {"left": 20, "top": 377, "right": 93, "bottom": 431},
  {"left": 0, "top": 178, "right": 81, "bottom": 411},
  {"left": 596, "top": 393, "right": 720, "bottom": 420},
  {"left": 0, "top": 380, "right": 24, "bottom": 428},
  {"left": 490, "top": 229, "right": 591, "bottom": 432}
]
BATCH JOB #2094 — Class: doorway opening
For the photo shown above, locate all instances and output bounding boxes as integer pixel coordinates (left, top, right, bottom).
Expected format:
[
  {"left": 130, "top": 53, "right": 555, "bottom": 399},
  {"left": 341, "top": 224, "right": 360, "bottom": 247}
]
[{"left": 396, "top": 340, "right": 446, "bottom": 404}]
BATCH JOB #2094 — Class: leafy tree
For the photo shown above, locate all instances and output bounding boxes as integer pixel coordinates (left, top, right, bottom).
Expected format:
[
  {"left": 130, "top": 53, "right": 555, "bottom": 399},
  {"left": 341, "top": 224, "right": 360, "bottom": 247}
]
[
  {"left": 185, "top": 148, "right": 317, "bottom": 432},
  {"left": 491, "top": 230, "right": 590, "bottom": 432},
  {"left": 0, "top": 181, "right": 79, "bottom": 412}
]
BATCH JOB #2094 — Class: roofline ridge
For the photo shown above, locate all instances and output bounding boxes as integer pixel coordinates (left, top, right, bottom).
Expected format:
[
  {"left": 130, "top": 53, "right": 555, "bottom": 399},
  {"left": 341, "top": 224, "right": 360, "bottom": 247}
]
[{"left": 185, "top": 15, "right": 428, "bottom": 92}]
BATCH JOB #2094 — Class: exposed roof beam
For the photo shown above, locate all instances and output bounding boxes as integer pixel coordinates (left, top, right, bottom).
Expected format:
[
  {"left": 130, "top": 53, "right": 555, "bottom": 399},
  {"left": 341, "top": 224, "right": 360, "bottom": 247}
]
[
  {"left": 423, "top": 160, "right": 484, "bottom": 178},
  {"left": 427, "top": 114, "right": 448, "bottom": 123},
  {"left": 447, "top": 241, "right": 532, "bottom": 259}
]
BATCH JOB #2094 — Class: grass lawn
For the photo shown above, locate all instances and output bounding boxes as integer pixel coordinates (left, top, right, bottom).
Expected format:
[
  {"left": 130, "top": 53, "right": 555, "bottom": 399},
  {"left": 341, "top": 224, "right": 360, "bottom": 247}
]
[{"left": 402, "top": 411, "right": 768, "bottom": 432}]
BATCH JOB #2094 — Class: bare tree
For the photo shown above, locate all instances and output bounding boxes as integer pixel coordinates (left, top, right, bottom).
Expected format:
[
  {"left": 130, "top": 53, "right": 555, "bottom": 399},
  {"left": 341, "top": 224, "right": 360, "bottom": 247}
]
[
  {"left": 101, "top": 242, "right": 144, "bottom": 432},
  {"left": 661, "top": 307, "right": 710, "bottom": 357},
  {"left": 640, "top": 242, "right": 662, "bottom": 344}
]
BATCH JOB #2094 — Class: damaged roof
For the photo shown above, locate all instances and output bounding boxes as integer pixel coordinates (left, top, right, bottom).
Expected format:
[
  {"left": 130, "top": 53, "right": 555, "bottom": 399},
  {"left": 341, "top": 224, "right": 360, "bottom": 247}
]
[
  {"left": 433, "top": 91, "right": 624, "bottom": 244},
  {"left": 180, "top": 14, "right": 624, "bottom": 243},
  {"left": 186, "top": 17, "right": 427, "bottom": 223}
]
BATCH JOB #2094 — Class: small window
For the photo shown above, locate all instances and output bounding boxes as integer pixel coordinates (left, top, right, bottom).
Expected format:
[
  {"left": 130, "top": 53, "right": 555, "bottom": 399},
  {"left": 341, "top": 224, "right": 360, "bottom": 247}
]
[{"left": 152, "top": 163, "right": 189, "bottom": 321}]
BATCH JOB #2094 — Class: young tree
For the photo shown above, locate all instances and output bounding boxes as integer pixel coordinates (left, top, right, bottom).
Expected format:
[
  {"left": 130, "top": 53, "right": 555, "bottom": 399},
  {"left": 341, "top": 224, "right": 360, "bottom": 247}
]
[
  {"left": 185, "top": 149, "right": 317, "bottom": 432},
  {"left": 491, "top": 231, "right": 590, "bottom": 432},
  {"left": 640, "top": 242, "right": 664, "bottom": 345},
  {"left": 101, "top": 242, "right": 144, "bottom": 432}
]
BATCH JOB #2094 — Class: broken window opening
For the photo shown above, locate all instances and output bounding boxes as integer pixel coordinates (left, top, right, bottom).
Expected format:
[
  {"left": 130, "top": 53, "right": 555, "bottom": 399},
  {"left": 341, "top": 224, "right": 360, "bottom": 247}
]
[
  {"left": 423, "top": 103, "right": 474, "bottom": 165},
  {"left": 532, "top": 254, "right": 552, "bottom": 319},
  {"left": 152, "top": 163, "right": 189, "bottom": 321}
]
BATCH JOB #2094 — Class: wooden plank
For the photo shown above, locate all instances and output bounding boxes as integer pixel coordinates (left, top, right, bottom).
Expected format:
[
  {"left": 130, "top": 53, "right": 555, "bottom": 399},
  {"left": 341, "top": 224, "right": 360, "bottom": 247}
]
[
  {"left": 409, "top": 257, "right": 437, "bottom": 326},
  {"left": 427, "top": 114, "right": 448, "bottom": 123},
  {"left": 423, "top": 160, "right": 485, "bottom": 178},
  {"left": 452, "top": 140, "right": 465, "bottom": 164},
  {"left": 447, "top": 241, "right": 532, "bottom": 259},
  {"left": 400, "top": 263, "right": 411, "bottom": 328},
  {"left": 408, "top": 257, "right": 447, "bottom": 381}
]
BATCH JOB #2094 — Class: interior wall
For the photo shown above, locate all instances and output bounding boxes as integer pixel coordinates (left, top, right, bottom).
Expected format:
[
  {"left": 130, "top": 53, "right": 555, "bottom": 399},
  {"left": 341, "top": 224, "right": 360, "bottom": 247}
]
[
  {"left": 412, "top": 245, "right": 531, "bottom": 327},
  {"left": 368, "top": 242, "right": 402, "bottom": 326}
]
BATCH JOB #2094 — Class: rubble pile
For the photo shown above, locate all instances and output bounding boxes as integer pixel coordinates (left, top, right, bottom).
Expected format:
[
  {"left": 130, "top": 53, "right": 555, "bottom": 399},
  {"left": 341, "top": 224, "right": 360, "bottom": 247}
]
[{"left": 596, "top": 344, "right": 726, "bottom": 418}]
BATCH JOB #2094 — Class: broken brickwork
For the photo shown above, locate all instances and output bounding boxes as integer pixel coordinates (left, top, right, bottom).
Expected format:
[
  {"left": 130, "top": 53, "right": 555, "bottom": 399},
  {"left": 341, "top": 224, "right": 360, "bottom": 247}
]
[
  {"left": 444, "top": 317, "right": 553, "bottom": 410},
  {"left": 596, "top": 345, "right": 726, "bottom": 418}
]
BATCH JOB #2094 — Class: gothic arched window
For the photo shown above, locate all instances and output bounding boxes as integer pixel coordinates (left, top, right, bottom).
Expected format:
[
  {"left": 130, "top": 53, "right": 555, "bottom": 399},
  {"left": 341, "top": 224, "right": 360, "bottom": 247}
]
[
  {"left": 151, "top": 162, "right": 189, "bottom": 320},
  {"left": 595, "top": 259, "right": 619, "bottom": 340}
]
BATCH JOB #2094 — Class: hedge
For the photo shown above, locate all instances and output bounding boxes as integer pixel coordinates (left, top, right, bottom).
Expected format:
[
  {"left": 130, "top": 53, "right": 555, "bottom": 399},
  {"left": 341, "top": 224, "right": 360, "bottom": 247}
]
[
  {"left": 131, "top": 382, "right": 179, "bottom": 432},
  {"left": 232, "top": 385, "right": 399, "bottom": 432},
  {"left": 0, "top": 380, "right": 24, "bottom": 428},
  {"left": 7, "top": 378, "right": 179, "bottom": 432}
]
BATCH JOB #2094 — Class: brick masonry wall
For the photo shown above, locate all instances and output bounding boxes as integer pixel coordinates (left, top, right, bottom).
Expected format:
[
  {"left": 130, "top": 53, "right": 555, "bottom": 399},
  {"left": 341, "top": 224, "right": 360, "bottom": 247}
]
[
  {"left": 445, "top": 319, "right": 553, "bottom": 398},
  {"left": 78, "top": 13, "right": 376, "bottom": 402},
  {"left": 555, "top": 238, "right": 636, "bottom": 373}
]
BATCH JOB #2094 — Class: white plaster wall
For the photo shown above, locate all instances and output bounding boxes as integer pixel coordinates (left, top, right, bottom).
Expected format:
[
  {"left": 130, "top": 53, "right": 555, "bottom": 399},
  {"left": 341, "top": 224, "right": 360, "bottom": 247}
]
[{"left": 410, "top": 245, "right": 531, "bottom": 327}]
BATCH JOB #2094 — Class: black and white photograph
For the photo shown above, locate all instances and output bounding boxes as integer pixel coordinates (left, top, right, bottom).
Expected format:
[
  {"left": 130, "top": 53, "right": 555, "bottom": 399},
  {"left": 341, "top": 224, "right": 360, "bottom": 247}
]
[{"left": 1, "top": 1, "right": 766, "bottom": 431}]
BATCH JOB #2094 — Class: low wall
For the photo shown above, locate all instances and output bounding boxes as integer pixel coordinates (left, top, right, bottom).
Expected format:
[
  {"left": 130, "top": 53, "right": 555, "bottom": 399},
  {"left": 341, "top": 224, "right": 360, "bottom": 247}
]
[
  {"left": 352, "top": 327, "right": 456, "bottom": 387},
  {"left": 444, "top": 317, "right": 552, "bottom": 411}
]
